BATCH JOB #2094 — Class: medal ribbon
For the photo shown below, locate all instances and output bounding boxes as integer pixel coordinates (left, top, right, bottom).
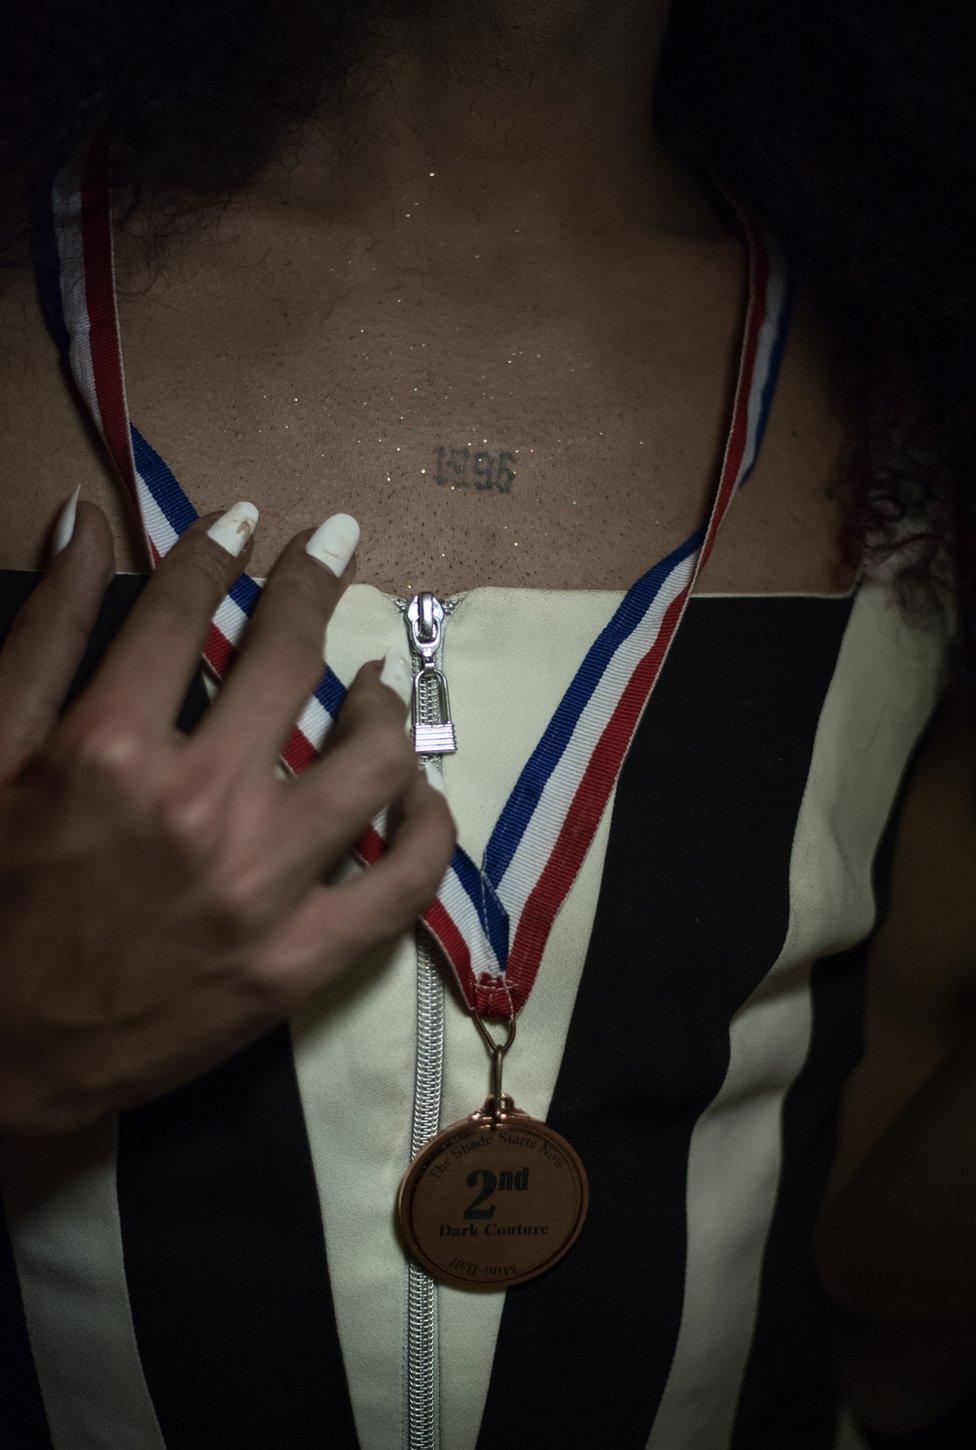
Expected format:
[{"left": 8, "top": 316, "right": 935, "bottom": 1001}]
[{"left": 34, "top": 151, "right": 792, "bottom": 1021}]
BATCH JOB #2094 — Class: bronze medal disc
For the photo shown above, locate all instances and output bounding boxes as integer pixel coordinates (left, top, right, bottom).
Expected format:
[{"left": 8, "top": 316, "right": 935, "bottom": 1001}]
[{"left": 396, "top": 1099, "right": 588, "bottom": 1291}]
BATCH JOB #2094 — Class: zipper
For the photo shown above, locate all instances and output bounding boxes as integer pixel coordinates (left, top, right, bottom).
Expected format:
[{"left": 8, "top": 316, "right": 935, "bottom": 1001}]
[
  {"left": 398, "top": 592, "right": 460, "bottom": 757},
  {"left": 394, "top": 591, "right": 462, "bottom": 1450},
  {"left": 403, "top": 926, "right": 444, "bottom": 1450}
]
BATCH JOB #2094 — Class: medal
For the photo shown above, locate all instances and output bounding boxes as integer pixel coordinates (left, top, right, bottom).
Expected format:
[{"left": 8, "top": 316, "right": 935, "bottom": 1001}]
[
  {"left": 397, "top": 1019, "right": 588, "bottom": 1290},
  {"left": 41, "top": 152, "right": 792, "bottom": 1290},
  {"left": 398, "top": 1101, "right": 587, "bottom": 1292}
]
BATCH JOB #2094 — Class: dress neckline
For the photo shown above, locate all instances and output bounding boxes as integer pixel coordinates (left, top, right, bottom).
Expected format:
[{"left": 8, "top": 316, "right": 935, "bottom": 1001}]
[{"left": 6, "top": 571, "right": 855, "bottom": 603}]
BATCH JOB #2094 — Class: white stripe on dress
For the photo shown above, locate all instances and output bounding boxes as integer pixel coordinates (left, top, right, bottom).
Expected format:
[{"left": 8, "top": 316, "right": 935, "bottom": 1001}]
[
  {"left": 645, "top": 571, "right": 948, "bottom": 1450},
  {"left": 834, "top": 1406, "right": 871, "bottom": 1450},
  {"left": 3, "top": 1120, "right": 166, "bottom": 1450}
]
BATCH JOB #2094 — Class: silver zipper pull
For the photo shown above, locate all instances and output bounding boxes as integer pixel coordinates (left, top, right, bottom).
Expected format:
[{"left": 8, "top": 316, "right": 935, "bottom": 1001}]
[{"left": 405, "top": 592, "right": 457, "bottom": 756}]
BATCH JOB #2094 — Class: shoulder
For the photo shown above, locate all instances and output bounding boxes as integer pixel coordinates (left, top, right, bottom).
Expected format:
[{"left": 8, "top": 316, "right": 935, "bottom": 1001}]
[
  {"left": 872, "top": 684, "right": 976, "bottom": 1021},
  {"left": 831, "top": 681, "right": 976, "bottom": 1193}
]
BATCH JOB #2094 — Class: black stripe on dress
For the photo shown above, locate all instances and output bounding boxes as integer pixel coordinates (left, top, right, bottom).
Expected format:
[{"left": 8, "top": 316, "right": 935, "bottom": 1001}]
[
  {"left": 0, "top": 572, "right": 358, "bottom": 1450},
  {"left": 116, "top": 1024, "right": 359, "bottom": 1450},
  {"left": 0, "top": 576, "right": 70, "bottom": 1449},
  {"left": 476, "top": 593, "right": 855, "bottom": 1450},
  {"left": 82, "top": 580, "right": 359, "bottom": 1450},
  {"left": 729, "top": 724, "right": 922, "bottom": 1450},
  {"left": 0, "top": 1206, "right": 54, "bottom": 1450},
  {"left": 0, "top": 575, "right": 55, "bottom": 1450}
]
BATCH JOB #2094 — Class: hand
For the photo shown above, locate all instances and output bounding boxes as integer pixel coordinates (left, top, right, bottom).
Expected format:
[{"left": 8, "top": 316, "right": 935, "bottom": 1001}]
[{"left": 0, "top": 497, "right": 455, "bottom": 1154}]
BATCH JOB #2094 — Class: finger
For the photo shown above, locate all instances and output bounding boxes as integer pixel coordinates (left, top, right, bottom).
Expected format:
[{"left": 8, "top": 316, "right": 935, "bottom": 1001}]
[
  {"left": 73, "top": 503, "right": 258, "bottom": 729},
  {"left": 266, "top": 763, "right": 457, "bottom": 1002},
  {"left": 259, "top": 654, "right": 417, "bottom": 886},
  {"left": 191, "top": 513, "right": 360, "bottom": 771},
  {"left": 0, "top": 492, "right": 115, "bottom": 781}
]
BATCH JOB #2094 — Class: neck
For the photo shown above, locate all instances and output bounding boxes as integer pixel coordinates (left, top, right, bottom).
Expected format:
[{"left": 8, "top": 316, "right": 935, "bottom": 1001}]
[{"left": 250, "top": 0, "right": 721, "bottom": 239}]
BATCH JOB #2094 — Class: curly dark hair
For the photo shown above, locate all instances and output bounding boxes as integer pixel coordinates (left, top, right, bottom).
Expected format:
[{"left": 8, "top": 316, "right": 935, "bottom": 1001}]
[{"left": 3, "top": 1, "right": 975, "bottom": 691}]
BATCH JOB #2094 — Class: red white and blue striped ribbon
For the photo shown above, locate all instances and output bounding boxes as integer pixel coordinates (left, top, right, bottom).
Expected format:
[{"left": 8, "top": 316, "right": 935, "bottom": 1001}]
[{"left": 35, "top": 150, "right": 792, "bottom": 1020}]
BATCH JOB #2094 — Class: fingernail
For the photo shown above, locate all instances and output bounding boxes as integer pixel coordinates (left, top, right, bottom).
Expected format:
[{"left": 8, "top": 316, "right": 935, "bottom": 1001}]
[
  {"left": 423, "top": 760, "right": 447, "bottom": 796},
  {"left": 306, "top": 513, "right": 360, "bottom": 576},
  {"left": 51, "top": 485, "right": 81, "bottom": 556},
  {"left": 379, "top": 650, "right": 413, "bottom": 708},
  {"left": 206, "top": 501, "right": 259, "bottom": 557}
]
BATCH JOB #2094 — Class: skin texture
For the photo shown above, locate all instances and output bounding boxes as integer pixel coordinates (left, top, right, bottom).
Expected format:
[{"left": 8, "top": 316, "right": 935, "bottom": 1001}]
[
  {"left": 0, "top": 0, "right": 973, "bottom": 1434},
  {"left": 0, "top": 0, "right": 857, "bottom": 595},
  {"left": 0, "top": 504, "right": 455, "bottom": 1156}
]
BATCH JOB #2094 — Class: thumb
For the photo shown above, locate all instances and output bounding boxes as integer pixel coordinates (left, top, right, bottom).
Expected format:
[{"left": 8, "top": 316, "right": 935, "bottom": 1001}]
[{"left": 0, "top": 490, "right": 115, "bottom": 780}]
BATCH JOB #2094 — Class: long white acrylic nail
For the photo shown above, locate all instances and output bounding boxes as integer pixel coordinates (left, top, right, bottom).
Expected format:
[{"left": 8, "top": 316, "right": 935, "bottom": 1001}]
[
  {"left": 423, "top": 760, "right": 447, "bottom": 796},
  {"left": 206, "top": 501, "right": 259, "bottom": 557},
  {"left": 51, "top": 485, "right": 81, "bottom": 555},
  {"left": 379, "top": 650, "right": 413, "bottom": 708},
  {"left": 306, "top": 513, "right": 360, "bottom": 576}
]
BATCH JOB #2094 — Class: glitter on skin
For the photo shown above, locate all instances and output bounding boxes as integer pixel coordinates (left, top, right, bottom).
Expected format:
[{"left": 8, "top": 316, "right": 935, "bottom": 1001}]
[{"left": 132, "top": 158, "right": 763, "bottom": 603}]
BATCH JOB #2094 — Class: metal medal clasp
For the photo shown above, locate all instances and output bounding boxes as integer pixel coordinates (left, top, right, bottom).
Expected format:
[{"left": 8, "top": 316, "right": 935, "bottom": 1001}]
[{"left": 472, "top": 1012, "right": 517, "bottom": 1123}]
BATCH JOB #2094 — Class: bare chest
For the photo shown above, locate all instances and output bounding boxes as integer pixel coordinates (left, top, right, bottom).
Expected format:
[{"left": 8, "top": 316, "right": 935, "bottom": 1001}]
[{"left": 2, "top": 219, "right": 857, "bottom": 595}]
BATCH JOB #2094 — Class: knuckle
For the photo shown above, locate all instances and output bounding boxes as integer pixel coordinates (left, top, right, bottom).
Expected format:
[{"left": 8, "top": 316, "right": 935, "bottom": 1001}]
[
  {"left": 135, "top": 587, "right": 190, "bottom": 640},
  {"left": 174, "top": 528, "right": 238, "bottom": 596},
  {"left": 360, "top": 724, "right": 416, "bottom": 795},
  {"left": 263, "top": 565, "right": 334, "bottom": 630},
  {"left": 51, "top": 716, "right": 146, "bottom": 789},
  {"left": 205, "top": 876, "right": 274, "bottom": 947},
  {"left": 154, "top": 787, "right": 216, "bottom": 863},
  {"left": 237, "top": 956, "right": 294, "bottom": 1013},
  {"left": 280, "top": 563, "right": 332, "bottom": 609},
  {"left": 260, "top": 630, "right": 325, "bottom": 686}
]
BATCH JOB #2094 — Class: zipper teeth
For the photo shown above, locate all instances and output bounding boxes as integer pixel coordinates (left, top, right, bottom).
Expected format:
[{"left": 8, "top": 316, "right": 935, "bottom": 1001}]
[
  {"left": 405, "top": 928, "right": 443, "bottom": 1450},
  {"left": 400, "top": 592, "right": 449, "bottom": 1450}
]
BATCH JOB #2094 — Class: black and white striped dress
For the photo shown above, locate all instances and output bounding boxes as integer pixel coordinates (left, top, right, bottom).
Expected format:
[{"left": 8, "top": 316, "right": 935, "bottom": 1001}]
[{"left": 0, "top": 555, "right": 949, "bottom": 1450}]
